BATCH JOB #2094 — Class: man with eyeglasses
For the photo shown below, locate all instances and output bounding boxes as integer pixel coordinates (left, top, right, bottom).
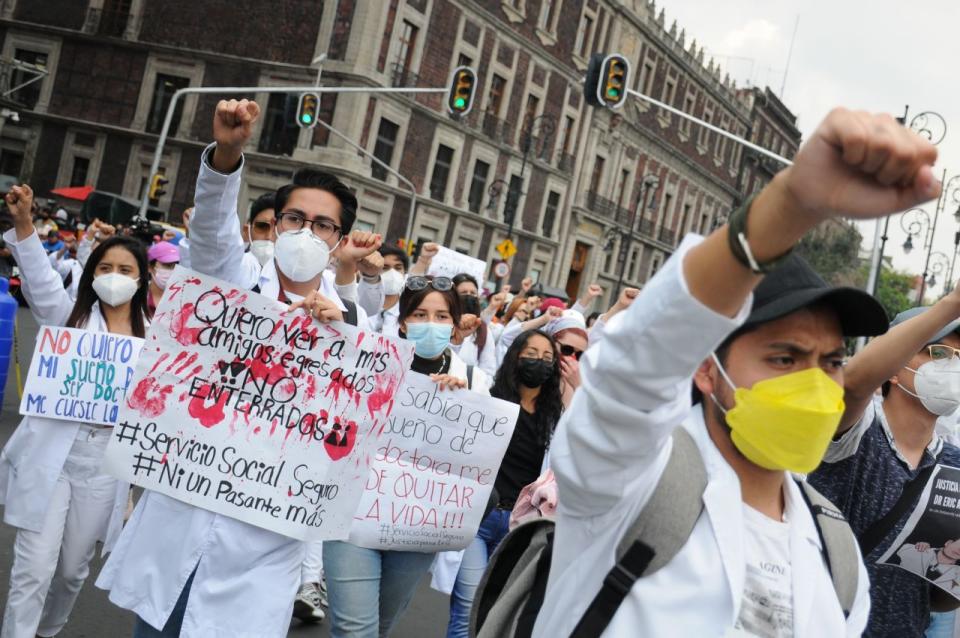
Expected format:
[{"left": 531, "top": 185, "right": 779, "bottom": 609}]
[
  {"left": 809, "top": 301, "right": 960, "bottom": 637},
  {"left": 96, "top": 99, "right": 380, "bottom": 638}
]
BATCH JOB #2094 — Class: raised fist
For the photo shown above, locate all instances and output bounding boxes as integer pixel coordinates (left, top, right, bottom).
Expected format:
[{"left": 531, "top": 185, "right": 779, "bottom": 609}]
[
  {"left": 586, "top": 284, "right": 603, "bottom": 299},
  {"left": 782, "top": 108, "right": 939, "bottom": 221},
  {"left": 5, "top": 184, "right": 33, "bottom": 223},
  {"left": 213, "top": 99, "right": 261, "bottom": 150},
  {"left": 418, "top": 242, "right": 440, "bottom": 262},
  {"left": 359, "top": 251, "right": 385, "bottom": 278}
]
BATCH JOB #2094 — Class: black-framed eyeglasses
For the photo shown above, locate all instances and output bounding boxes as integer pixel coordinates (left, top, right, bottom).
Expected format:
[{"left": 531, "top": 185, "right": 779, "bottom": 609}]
[
  {"left": 405, "top": 276, "right": 453, "bottom": 292},
  {"left": 559, "top": 344, "right": 584, "bottom": 360},
  {"left": 928, "top": 344, "right": 960, "bottom": 361},
  {"left": 278, "top": 210, "right": 342, "bottom": 241},
  {"left": 251, "top": 220, "right": 273, "bottom": 232}
]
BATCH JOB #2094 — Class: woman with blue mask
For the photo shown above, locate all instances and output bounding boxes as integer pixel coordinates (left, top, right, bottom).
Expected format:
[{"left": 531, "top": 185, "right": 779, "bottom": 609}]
[{"left": 323, "top": 275, "right": 490, "bottom": 638}]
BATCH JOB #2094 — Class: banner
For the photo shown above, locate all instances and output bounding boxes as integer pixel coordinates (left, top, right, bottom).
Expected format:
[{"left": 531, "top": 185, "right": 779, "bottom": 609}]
[
  {"left": 20, "top": 326, "right": 143, "bottom": 426},
  {"left": 103, "top": 268, "right": 415, "bottom": 541},
  {"left": 348, "top": 372, "right": 519, "bottom": 551},
  {"left": 879, "top": 464, "right": 960, "bottom": 599},
  {"left": 428, "top": 246, "right": 488, "bottom": 288}
]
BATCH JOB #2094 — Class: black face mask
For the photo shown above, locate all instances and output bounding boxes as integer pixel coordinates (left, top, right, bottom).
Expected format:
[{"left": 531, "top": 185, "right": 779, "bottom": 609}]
[{"left": 517, "top": 357, "right": 554, "bottom": 388}]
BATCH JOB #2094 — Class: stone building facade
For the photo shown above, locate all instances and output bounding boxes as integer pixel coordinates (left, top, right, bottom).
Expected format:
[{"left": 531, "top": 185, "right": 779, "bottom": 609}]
[{"left": 0, "top": 0, "right": 800, "bottom": 307}]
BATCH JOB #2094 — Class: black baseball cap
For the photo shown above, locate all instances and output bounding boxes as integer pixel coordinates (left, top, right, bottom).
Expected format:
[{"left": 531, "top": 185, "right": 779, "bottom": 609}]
[
  {"left": 890, "top": 307, "right": 960, "bottom": 343},
  {"left": 742, "top": 254, "right": 888, "bottom": 337}
]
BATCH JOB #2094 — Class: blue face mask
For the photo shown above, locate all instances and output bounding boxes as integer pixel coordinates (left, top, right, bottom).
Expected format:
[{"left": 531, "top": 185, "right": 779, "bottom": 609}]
[{"left": 405, "top": 322, "right": 452, "bottom": 358}]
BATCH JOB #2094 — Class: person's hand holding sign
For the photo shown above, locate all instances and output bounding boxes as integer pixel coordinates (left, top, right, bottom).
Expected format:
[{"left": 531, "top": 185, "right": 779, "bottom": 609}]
[
  {"left": 289, "top": 290, "right": 344, "bottom": 324},
  {"left": 431, "top": 374, "right": 468, "bottom": 392}
]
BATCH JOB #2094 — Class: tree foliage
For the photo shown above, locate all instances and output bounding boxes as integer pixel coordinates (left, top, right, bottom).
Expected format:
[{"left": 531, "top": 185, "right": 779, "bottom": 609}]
[{"left": 794, "top": 220, "right": 863, "bottom": 286}]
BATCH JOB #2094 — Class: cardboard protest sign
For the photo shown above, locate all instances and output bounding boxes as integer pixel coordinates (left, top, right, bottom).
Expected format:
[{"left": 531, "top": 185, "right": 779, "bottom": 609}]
[
  {"left": 20, "top": 326, "right": 143, "bottom": 426},
  {"left": 428, "top": 246, "right": 488, "bottom": 287},
  {"left": 103, "top": 268, "right": 415, "bottom": 541},
  {"left": 348, "top": 372, "right": 519, "bottom": 551},
  {"left": 879, "top": 464, "right": 960, "bottom": 599}
]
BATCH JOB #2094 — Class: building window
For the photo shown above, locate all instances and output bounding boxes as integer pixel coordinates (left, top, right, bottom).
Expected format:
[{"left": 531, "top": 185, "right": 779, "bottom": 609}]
[
  {"left": 538, "top": 0, "right": 559, "bottom": 32},
  {"left": 659, "top": 192, "right": 673, "bottom": 229},
  {"left": 679, "top": 202, "right": 692, "bottom": 236},
  {"left": 649, "top": 253, "right": 663, "bottom": 278},
  {"left": 574, "top": 13, "right": 594, "bottom": 58},
  {"left": 697, "top": 107, "right": 713, "bottom": 151},
  {"left": 542, "top": 190, "right": 561, "bottom": 236},
  {"left": 504, "top": 174, "right": 524, "bottom": 226},
  {"left": 487, "top": 74, "right": 507, "bottom": 116},
  {"left": 637, "top": 53, "right": 656, "bottom": 95},
  {"left": 661, "top": 75, "right": 677, "bottom": 107},
  {"left": 560, "top": 115, "right": 575, "bottom": 155},
  {"left": 617, "top": 169, "right": 630, "bottom": 209},
  {"left": 715, "top": 117, "right": 727, "bottom": 165},
  {"left": 467, "top": 159, "right": 490, "bottom": 213},
  {"left": 11, "top": 49, "right": 48, "bottom": 109},
  {"left": 628, "top": 248, "right": 640, "bottom": 280},
  {"left": 371, "top": 118, "right": 399, "bottom": 181},
  {"left": 258, "top": 93, "right": 299, "bottom": 156},
  {"left": 429, "top": 144, "right": 454, "bottom": 201},
  {"left": 590, "top": 156, "right": 605, "bottom": 193},
  {"left": 146, "top": 73, "right": 190, "bottom": 135},
  {"left": 69, "top": 157, "right": 90, "bottom": 186},
  {"left": 0, "top": 150, "right": 24, "bottom": 178},
  {"left": 522, "top": 94, "right": 540, "bottom": 132},
  {"left": 680, "top": 93, "right": 695, "bottom": 136},
  {"left": 99, "top": 0, "right": 131, "bottom": 37},
  {"left": 457, "top": 53, "right": 473, "bottom": 68},
  {"left": 699, "top": 212, "right": 710, "bottom": 234},
  {"left": 603, "top": 244, "right": 615, "bottom": 273},
  {"left": 395, "top": 20, "right": 419, "bottom": 76}
]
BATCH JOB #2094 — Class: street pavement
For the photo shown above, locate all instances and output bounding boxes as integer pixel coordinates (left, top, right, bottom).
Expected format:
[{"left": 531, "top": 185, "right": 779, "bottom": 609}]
[{"left": 0, "top": 307, "right": 450, "bottom": 637}]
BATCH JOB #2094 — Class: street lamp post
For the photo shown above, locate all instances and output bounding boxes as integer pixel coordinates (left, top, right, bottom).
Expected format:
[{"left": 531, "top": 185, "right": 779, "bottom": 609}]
[
  {"left": 870, "top": 105, "right": 947, "bottom": 297},
  {"left": 900, "top": 172, "right": 960, "bottom": 303},
  {"left": 496, "top": 114, "right": 557, "bottom": 240},
  {"left": 926, "top": 251, "right": 950, "bottom": 291},
  {"left": 607, "top": 174, "right": 660, "bottom": 297}
]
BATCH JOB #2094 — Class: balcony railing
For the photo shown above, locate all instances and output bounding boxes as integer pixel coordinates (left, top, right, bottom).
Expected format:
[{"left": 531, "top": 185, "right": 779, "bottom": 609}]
[
  {"left": 658, "top": 226, "right": 676, "bottom": 245},
  {"left": 558, "top": 153, "right": 576, "bottom": 174},
  {"left": 390, "top": 63, "right": 421, "bottom": 89},
  {"left": 585, "top": 191, "right": 619, "bottom": 220},
  {"left": 481, "top": 111, "right": 513, "bottom": 145}
]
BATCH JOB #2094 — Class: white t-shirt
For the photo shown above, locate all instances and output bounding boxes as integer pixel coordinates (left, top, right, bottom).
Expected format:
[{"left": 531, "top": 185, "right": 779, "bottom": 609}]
[{"left": 727, "top": 504, "right": 795, "bottom": 638}]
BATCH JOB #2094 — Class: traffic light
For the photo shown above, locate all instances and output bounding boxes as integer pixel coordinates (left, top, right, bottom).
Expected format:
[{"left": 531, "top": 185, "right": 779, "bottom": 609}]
[
  {"left": 446, "top": 66, "right": 477, "bottom": 117},
  {"left": 296, "top": 92, "right": 320, "bottom": 129},
  {"left": 584, "top": 53, "right": 630, "bottom": 109},
  {"left": 148, "top": 173, "right": 168, "bottom": 200}
]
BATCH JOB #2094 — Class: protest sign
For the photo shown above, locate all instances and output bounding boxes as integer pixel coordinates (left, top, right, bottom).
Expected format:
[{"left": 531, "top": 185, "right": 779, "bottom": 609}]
[
  {"left": 20, "top": 326, "right": 143, "bottom": 426},
  {"left": 879, "top": 464, "right": 960, "bottom": 599},
  {"left": 348, "top": 372, "right": 519, "bottom": 551},
  {"left": 103, "top": 267, "right": 415, "bottom": 541},
  {"left": 428, "top": 246, "right": 488, "bottom": 288}
]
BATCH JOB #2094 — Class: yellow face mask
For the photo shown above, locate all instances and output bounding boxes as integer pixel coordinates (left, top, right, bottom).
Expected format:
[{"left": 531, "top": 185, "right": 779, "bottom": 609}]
[{"left": 710, "top": 355, "right": 845, "bottom": 474}]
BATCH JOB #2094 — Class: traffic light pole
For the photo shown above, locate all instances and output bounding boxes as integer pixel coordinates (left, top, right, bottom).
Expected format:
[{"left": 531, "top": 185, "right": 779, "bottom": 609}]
[
  {"left": 137, "top": 85, "right": 446, "bottom": 228},
  {"left": 624, "top": 87, "right": 794, "bottom": 168}
]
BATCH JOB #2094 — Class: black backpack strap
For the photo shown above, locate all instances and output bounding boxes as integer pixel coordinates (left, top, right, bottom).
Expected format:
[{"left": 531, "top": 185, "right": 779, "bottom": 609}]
[
  {"left": 858, "top": 464, "right": 935, "bottom": 558},
  {"left": 342, "top": 298, "right": 358, "bottom": 327},
  {"left": 466, "top": 365, "right": 474, "bottom": 390},
  {"left": 797, "top": 480, "right": 859, "bottom": 618},
  {"left": 570, "top": 428, "right": 707, "bottom": 638}
]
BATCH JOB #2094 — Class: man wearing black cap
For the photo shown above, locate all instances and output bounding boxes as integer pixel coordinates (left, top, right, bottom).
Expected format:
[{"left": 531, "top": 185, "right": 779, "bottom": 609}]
[
  {"left": 809, "top": 300, "right": 960, "bottom": 637},
  {"left": 533, "top": 107, "right": 941, "bottom": 638}
]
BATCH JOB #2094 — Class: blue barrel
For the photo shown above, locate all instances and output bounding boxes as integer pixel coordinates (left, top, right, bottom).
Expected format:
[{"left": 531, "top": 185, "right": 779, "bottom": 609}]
[{"left": 0, "top": 277, "right": 17, "bottom": 407}]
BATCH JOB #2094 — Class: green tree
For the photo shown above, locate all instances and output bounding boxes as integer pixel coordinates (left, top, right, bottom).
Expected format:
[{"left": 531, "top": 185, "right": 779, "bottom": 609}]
[
  {"left": 794, "top": 219, "right": 863, "bottom": 286},
  {"left": 853, "top": 263, "right": 916, "bottom": 320}
]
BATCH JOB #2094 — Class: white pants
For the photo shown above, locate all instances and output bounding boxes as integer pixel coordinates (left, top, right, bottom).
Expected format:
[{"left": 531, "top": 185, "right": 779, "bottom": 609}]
[
  {"left": 2, "top": 425, "right": 116, "bottom": 638},
  {"left": 302, "top": 540, "right": 324, "bottom": 584}
]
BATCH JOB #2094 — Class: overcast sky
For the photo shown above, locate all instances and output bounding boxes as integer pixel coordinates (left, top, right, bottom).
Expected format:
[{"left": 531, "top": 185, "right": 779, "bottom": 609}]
[{"left": 662, "top": 0, "right": 960, "bottom": 294}]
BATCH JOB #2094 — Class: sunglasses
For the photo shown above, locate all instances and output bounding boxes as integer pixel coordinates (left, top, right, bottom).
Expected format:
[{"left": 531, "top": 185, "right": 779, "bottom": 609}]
[
  {"left": 560, "top": 344, "right": 584, "bottom": 360},
  {"left": 928, "top": 345, "right": 960, "bottom": 361},
  {"left": 405, "top": 276, "right": 453, "bottom": 292}
]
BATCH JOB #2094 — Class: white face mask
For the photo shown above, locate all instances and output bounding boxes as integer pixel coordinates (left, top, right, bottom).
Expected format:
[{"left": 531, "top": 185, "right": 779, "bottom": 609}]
[
  {"left": 381, "top": 269, "right": 405, "bottom": 296},
  {"left": 274, "top": 230, "right": 337, "bottom": 283},
  {"left": 900, "top": 358, "right": 960, "bottom": 416},
  {"left": 92, "top": 272, "right": 139, "bottom": 307},
  {"left": 249, "top": 240, "right": 274, "bottom": 267}
]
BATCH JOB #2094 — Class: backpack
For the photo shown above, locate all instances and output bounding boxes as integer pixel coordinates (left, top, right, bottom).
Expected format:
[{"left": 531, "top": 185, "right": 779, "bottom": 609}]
[{"left": 470, "top": 427, "right": 860, "bottom": 638}]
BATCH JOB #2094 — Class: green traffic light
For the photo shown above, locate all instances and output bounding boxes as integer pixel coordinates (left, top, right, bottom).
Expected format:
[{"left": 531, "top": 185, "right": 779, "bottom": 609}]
[
  {"left": 301, "top": 113, "right": 313, "bottom": 124},
  {"left": 454, "top": 97, "right": 466, "bottom": 109},
  {"left": 607, "top": 88, "right": 620, "bottom": 98}
]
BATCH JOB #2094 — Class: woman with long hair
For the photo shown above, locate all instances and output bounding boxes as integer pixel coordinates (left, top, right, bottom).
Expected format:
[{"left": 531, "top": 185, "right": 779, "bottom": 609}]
[
  {"left": 445, "top": 328, "right": 563, "bottom": 638},
  {"left": 0, "top": 185, "right": 149, "bottom": 638},
  {"left": 450, "top": 273, "right": 496, "bottom": 377},
  {"left": 313, "top": 275, "right": 491, "bottom": 638}
]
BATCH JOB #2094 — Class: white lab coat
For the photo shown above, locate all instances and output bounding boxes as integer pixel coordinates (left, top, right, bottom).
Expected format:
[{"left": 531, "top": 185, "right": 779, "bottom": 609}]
[
  {"left": 533, "top": 235, "right": 870, "bottom": 638},
  {"left": 451, "top": 330, "right": 497, "bottom": 378},
  {"left": 0, "top": 228, "right": 128, "bottom": 551},
  {"left": 96, "top": 144, "right": 366, "bottom": 637}
]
